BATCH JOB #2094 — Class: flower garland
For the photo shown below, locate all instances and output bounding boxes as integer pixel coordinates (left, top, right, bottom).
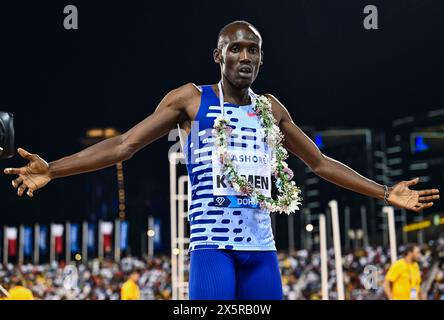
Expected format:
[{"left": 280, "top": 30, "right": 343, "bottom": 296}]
[{"left": 212, "top": 95, "right": 303, "bottom": 214}]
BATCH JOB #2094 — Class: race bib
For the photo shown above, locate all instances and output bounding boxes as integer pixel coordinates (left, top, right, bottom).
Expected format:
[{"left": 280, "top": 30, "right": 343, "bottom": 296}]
[
  {"left": 410, "top": 288, "right": 417, "bottom": 300},
  {"left": 212, "top": 149, "right": 271, "bottom": 208}
]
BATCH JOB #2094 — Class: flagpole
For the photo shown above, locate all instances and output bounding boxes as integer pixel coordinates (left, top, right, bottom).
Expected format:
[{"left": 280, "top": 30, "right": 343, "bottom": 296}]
[
  {"left": 329, "top": 200, "right": 345, "bottom": 300},
  {"left": 82, "top": 222, "right": 88, "bottom": 262},
  {"left": 319, "top": 214, "right": 329, "bottom": 300},
  {"left": 50, "top": 222, "right": 55, "bottom": 264},
  {"left": 66, "top": 221, "right": 71, "bottom": 264},
  {"left": 98, "top": 220, "right": 103, "bottom": 261},
  {"left": 114, "top": 219, "right": 120, "bottom": 263},
  {"left": 148, "top": 216, "right": 154, "bottom": 259},
  {"left": 18, "top": 225, "right": 24, "bottom": 265},
  {"left": 34, "top": 224, "right": 40, "bottom": 264}
]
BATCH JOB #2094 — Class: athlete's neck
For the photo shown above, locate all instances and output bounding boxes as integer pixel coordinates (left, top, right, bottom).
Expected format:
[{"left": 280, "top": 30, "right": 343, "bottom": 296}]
[{"left": 220, "top": 78, "right": 251, "bottom": 106}]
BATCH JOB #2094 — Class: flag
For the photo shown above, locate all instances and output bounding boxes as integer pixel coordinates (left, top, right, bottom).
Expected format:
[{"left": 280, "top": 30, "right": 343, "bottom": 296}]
[
  {"left": 100, "top": 221, "right": 113, "bottom": 253},
  {"left": 51, "top": 224, "right": 64, "bottom": 255},
  {"left": 6, "top": 227, "right": 18, "bottom": 257},
  {"left": 39, "top": 226, "right": 48, "bottom": 255},
  {"left": 23, "top": 227, "right": 33, "bottom": 257},
  {"left": 70, "top": 224, "right": 80, "bottom": 253},
  {"left": 120, "top": 221, "right": 129, "bottom": 251},
  {"left": 87, "top": 223, "right": 96, "bottom": 253}
]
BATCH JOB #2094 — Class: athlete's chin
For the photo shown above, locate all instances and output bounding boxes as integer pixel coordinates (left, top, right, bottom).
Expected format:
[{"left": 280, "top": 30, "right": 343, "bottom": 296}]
[{"left": 232, "top": 77, "right": 256, "bottom": 89}]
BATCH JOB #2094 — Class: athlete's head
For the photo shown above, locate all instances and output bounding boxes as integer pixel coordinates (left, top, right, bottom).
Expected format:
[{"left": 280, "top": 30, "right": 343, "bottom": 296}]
[
  {"left": 404, "top": 243, "right": 421, "bottom": 262},
  {"left": 214, "top": 20, "right": 263, "bottom": 89}
]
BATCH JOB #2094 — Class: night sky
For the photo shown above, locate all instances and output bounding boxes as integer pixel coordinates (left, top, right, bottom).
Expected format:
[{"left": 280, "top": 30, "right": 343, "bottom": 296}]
[{"left": 1, "top": 1, "right": 443, "bottom": 232}]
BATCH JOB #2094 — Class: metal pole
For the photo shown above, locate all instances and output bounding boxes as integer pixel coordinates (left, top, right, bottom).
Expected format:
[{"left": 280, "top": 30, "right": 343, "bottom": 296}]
[
  {"left": 50, "top": 223, "right": 55, "bottom": 264},
  {"left": 65, "top": 221, "right": 71, "bottom": 264},
  {"left": 178, "top": 175, "right": 188, "bottom": 300},
  {"left": 18, "top": 225, "right": 24, "bottom": 265},
  {"left": 34, "top": 224, "right": 40, "bottom": 265},
  {"left": 98, "top": 220, "right": 103, "bottom": 261},
  {"left": 148, "top": 216, "right": 154, "bottom": 259},
  {"left": 319, "top": 214, "right": 329, "bottom": 300},
  {"left": 82, "top": 222, "right": 88, "bottom": 262},
  {"left": 360, "top": 205, "right": 369, "bottom": 248},
  {"left": 383, "top": 206, "right": 397, "bottom": 264},
  {"left": 329, "top": 200, "right": 345, "bottom": 300},
  {"left": 114, "top": 219, "right": 121, "bottom": 263},
  {"left": 169, "top": 152, "right": 181, "bottom": 300}
]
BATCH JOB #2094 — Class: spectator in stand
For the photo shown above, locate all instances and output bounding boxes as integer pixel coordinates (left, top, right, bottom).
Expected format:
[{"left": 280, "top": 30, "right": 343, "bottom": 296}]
[
  {"left": 383, "top": 244, "right": 423, "bottom": 300},
  {"left": 5, "top": 275, "right": 34, "bottom": 300},
  {"left": 121, "top": 269, "right": 141, "bottom": 300}
]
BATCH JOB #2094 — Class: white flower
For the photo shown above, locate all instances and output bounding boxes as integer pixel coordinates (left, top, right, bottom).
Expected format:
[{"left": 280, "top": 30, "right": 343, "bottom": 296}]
[{"left": 212, "top": 94, "right": 302, "bottom": 214}]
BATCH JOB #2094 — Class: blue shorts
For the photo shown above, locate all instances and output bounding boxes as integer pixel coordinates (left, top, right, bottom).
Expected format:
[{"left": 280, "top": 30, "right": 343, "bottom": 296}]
[{"left": 189, "top": 249, "right": 283, "bottom": 300}]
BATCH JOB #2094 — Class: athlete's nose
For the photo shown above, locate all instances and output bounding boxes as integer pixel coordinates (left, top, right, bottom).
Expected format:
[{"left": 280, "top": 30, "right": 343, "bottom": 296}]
[{"left": 240, "top": 48, "right": 252, "bottom": 64}]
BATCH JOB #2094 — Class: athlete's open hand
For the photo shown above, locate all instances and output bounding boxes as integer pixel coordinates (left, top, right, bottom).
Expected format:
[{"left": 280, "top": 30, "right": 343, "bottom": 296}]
[
  {"left": 3, "top": 148, "right": 51, "bottom": 197},
  {"left": 387, "top": 177, "right": 440, "bottom": 212}
]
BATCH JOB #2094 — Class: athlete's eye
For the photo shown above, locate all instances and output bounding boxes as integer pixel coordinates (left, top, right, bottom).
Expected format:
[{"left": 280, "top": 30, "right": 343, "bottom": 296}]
[
  {"left": 250, "top": 47, "right": 259, "bottom": 54},
  {"left": 231, "top": 46, "right": 240, "bottom": 53}
]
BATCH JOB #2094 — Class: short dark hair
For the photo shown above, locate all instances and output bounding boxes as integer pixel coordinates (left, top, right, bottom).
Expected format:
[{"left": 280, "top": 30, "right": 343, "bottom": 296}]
[
  {"left": 217, "top": 20, "right": 262, "bottom": 49},
  {"left": 127, "top": 268, "right": 141, "bottom": 276},
  {"left": 403, "top": 243, "right": 419, "bottom": 256}
]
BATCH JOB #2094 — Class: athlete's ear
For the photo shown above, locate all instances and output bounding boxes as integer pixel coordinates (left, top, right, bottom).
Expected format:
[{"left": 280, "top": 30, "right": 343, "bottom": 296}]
[
  {"left": 213, "top": 48, "right": 223, "bottom": 64},
  {"left": 260, "top": 50, "right": 264, "bottom": 66}
]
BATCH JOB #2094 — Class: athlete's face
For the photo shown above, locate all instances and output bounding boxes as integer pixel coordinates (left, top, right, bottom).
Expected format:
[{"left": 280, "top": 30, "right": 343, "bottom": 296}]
[{"left": 214, "top": 26, "right": 263, "bottom": 89}]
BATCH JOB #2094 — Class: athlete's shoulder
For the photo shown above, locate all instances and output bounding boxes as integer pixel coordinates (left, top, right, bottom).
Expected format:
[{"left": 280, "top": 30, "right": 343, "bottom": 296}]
[
  {"left": 171, "top": 82, "right": 202, "bottom": 98},
  {"left": 263, "top": 93, "right": 284, "bottom": 108},
  {"left": 163, "top": 82, "right": 202, "bottom": 110},
  {"left": 262, "top": 93, "right": 289, "bottom": 122}
]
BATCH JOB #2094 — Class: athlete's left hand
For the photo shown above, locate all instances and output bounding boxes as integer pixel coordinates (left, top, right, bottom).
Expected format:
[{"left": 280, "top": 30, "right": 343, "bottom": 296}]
[{"left": 387, "top": 177, "right": 440, "bottom": 212}]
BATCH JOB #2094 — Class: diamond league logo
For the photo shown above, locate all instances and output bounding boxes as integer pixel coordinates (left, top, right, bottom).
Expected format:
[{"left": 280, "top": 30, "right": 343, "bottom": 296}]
[{"left": 216, "top": 197, "right": 225, "bottom": 206}]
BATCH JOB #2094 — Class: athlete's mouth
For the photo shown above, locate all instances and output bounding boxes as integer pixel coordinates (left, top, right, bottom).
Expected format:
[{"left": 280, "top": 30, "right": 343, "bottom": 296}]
[
  {"left": 238, "top": 66, "right": 253, "bottom": 79},
  {"left": 238, "top": 66, "right": 252, "bottom": 74}
]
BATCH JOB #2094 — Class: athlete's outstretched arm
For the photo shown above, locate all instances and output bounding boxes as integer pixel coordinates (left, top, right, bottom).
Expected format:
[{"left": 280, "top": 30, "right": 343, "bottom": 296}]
[
  {"left": 265, "top": 94, "right": 440, "bottom": 213},
  {"left": 3, "top": 83, "right": 200, "bottom": 197}
]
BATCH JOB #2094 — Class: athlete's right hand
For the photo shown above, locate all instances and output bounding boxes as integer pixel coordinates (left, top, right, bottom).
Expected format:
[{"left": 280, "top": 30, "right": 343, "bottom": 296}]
[{"left": 3, "top": 148, "right": 52, "bottom": 197}]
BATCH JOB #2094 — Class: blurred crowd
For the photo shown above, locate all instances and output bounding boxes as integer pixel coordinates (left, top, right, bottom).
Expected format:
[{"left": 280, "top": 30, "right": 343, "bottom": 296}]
[
  {"left": 1, "top": 240, "right": 444, "bottom": 300},
  {"left": 0, "top": 255, "right": 172, "bottom": 300},
  {"left": 280, "top": 239, "right": 444, "bottom": 300}
]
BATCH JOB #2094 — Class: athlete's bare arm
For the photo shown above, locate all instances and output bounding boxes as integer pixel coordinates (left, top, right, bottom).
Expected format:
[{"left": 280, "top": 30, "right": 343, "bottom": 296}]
[
  {"left": 4, "top": 83, "right": 201, "bottom": 197},
  {"left": 266, "top": 94, "right": 439, "bottom": 212}
]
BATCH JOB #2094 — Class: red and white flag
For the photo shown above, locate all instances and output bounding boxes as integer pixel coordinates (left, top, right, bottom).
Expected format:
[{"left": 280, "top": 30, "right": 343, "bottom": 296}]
[
  {"left": 6, "top": 227, "right": 18, "bottom": 257},
  {"left": 100, "top": 222, "right": 113, "bottom": 253},
  {"left": 51, "top": 224, "right": 64, "bottom": 255}
]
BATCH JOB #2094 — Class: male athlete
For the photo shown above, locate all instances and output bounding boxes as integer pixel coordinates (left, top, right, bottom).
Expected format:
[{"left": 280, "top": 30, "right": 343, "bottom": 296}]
[{"left": 3, "top": 21, "right": 440, "bottom": 300}]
